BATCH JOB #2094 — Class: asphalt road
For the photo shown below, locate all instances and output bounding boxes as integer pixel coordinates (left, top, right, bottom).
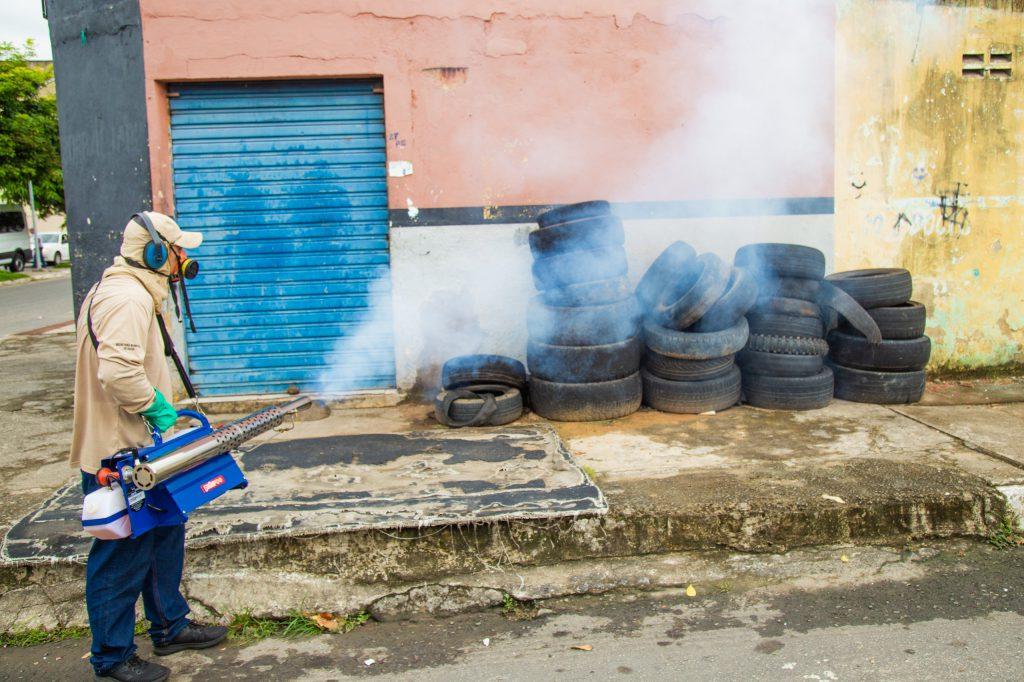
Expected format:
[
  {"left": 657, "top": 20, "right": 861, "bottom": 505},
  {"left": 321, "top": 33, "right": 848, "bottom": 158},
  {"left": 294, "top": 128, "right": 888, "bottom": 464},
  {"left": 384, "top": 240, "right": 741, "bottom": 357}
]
[
  {"left": 0, "top": 275, "right": 73, "bottom": 337},
  {"left": 3, "top": 544, "right": 1023, "bottom": 680}
]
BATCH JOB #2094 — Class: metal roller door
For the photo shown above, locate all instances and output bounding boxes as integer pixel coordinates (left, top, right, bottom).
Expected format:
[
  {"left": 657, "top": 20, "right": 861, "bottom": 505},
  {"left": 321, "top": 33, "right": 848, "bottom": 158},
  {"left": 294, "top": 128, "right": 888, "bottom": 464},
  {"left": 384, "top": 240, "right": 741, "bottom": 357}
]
[{"left": 168, "top": 79, "right": 394, "bottom": 396}]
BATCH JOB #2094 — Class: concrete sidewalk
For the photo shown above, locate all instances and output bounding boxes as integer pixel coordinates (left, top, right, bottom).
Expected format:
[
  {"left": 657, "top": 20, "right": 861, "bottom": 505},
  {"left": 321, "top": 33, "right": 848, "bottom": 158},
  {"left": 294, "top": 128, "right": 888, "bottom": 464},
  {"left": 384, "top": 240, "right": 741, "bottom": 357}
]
[{"left": 1, "top": 331, "right": 1023, "bottom": 633}]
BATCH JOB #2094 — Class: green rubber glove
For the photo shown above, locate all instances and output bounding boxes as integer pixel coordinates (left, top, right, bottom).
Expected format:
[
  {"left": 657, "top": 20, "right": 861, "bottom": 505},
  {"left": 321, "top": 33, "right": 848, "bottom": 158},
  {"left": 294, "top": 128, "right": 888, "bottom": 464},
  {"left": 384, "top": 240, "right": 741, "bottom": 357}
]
[{"left": 140, "top": 388, "right": 178, "bottom": 433}]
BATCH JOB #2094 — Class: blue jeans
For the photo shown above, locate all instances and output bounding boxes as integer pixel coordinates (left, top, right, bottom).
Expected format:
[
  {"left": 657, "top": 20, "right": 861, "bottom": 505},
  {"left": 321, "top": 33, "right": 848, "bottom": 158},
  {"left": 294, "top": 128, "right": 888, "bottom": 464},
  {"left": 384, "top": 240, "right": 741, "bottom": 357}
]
[{"left": 82, "top": 471, "right": 190, "bottom": 674}]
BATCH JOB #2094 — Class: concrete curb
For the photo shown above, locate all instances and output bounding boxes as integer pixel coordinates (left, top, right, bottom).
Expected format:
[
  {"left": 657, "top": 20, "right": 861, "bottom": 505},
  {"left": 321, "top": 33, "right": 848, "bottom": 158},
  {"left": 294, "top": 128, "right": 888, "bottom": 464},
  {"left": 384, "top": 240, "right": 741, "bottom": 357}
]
[
  {"left": 0, "top": 460, "right": 1006, "bottom": 631},
  {"left": 0, "top": 269, "right": 71, "bottom": 288}
]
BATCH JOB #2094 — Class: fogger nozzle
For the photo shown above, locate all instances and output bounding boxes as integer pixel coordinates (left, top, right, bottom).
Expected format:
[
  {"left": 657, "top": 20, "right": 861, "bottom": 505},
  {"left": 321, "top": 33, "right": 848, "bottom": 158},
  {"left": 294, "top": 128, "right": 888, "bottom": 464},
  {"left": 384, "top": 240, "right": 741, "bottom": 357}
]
[{"left": 132, "top": 396, "right": 312, "bottom": 490}]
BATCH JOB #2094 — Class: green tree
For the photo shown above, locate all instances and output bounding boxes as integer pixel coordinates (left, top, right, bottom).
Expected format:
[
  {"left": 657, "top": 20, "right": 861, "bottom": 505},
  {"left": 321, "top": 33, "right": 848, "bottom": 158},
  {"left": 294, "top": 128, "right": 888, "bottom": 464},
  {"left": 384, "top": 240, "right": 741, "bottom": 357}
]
[{"left": 0, "top": 40, "right": 63, "bottom": 216}]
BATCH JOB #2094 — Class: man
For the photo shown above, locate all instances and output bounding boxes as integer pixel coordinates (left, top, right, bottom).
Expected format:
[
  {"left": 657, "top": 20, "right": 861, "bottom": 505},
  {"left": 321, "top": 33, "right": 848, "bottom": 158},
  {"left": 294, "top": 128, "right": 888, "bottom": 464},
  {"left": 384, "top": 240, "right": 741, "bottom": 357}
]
[{"left": 71, "top": 212, "right": 226, "bottom": 682}]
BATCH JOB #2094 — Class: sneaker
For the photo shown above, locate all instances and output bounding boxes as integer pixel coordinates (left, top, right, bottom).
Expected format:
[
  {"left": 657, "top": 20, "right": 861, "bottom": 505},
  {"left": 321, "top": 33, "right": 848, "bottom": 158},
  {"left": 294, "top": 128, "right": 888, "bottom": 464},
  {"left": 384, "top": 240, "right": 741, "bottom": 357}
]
[
  {"left": 152, "top": 622, "right": 228, "bottom": 656},
  {"left": 96, "top": 654, "right": 170, "bottom": 682}
]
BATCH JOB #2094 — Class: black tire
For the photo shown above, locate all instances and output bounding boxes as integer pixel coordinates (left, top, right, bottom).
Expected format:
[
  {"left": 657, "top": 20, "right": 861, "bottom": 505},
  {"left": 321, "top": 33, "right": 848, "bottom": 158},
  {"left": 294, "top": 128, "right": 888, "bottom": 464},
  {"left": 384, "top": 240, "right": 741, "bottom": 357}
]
[
  {"left": 839, "top": 301, "right": 927, "bottom": 340},
  {"left": 737, "top": 348, "right": 824, "bottom": 377},
  {"left": 642, "top": 366, "right": 741, "bottom": 414},
  {"left": 52, "top": 252, "right": 62, "bottom": 266},
  {"left": 746, "top": 334, "right": 830, "bottom": 356},
  {"left": 747, "top": 313, "right": 824, "bottom": 338},
  {"left": 817, "top": 281, "right": 882, "bottom": 344},
  {"left": 530, "top": 372, "right": 642, "bottom": 421},
  {"left": 537, "top": 201, "right": 611, "bottom": 228},
  {"left": 752, "top": 296, "right": 821, "bottom": 318},
  {"left": 734, "top": 243, "right": 826, "bottom": 279},
  {"left": 762, "top": 277, "right": 821, "bottom": 302},
  {"left": 9, "top": 251, "right": 25, "bottom": 273},
  {"left": 825, "top": 268, "right": 912, "bottom": 308},
  {"left": 528, "top": 297, "right": 639, "bottom": 346},
  {"left": 690, "top": 267, "right": 759, "bottom": 332},
  {"left": 434, "top": 385, "right": 523, "bottom": 427},
  {"left": 644, "top": 351, "right": 735, "bottom": 382},
  {"left": 742, "top": 367, "right": 834, "bottom": 411},
  {"left": 442, "top": 355, "right": 527, "bottom": 391},
  {"left": 528, "top": 215, "right": 625, "bottom": 257},
  {"left": 827, "top": 330, "right": 931, "bottom": 371},
  {"left": 652, "top": 253, "right": 731, "bottom": 330},
  {"left": 823, "top": 307, "right": 839, "bottom": 334},
  {"left": 635, "top": 241, "right": 697, "bottom": 312},
  {"left": 643, "top": 317, "right": 749, "bottom": 360},
  {"left": 532, "top": 246, "right": 628, "bottom": 290},
  {"left": 830, "top": 362, "right": 926, "bottom": 404},
  {"left": 528, "top": 336, "right": 641, "bottom": 383},
  {"left": 541, "top": 277, "right": 632, "bottom": 307}
]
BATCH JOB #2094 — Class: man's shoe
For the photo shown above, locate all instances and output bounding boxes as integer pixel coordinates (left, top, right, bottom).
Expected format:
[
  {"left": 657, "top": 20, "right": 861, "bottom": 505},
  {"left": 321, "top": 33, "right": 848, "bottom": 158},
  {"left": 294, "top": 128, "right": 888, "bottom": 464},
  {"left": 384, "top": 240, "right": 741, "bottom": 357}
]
[
  {"left": 152, "top": 622, "right": 228, "bottom": 656},
  {"left": 95, "top": 654, "right": 170, "bottom": 682}
]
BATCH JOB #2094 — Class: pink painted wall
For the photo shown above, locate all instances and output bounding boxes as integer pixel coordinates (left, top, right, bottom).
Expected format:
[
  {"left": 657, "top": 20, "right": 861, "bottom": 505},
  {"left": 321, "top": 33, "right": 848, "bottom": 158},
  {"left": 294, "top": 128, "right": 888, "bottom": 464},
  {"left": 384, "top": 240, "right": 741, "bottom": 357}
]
[{"left": 140, "top": 1, "right": 835, "bottom": 215}]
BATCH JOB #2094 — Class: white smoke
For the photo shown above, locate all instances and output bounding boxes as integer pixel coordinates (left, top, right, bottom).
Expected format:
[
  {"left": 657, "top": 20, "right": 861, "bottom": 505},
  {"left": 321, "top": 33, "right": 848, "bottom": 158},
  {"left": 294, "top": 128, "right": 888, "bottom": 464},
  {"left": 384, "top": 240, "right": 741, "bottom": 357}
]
[{"left": 316, "top": 2, "right": 837, "bottom": 397}]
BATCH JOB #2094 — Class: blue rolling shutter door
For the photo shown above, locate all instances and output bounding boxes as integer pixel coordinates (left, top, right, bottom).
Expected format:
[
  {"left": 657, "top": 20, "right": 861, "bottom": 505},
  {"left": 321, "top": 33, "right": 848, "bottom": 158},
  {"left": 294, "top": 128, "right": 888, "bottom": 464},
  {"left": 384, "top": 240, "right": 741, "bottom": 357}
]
[{"left": 169, "top": 80, "right": 394, "bottom": 396}]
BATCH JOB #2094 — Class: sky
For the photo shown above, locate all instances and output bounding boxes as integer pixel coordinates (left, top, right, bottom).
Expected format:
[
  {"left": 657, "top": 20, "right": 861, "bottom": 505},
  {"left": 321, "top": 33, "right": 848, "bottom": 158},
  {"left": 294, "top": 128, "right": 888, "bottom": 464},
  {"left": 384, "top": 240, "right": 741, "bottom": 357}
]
[{"left": 1, "top": 0, "right": 53, "bottom": 59}]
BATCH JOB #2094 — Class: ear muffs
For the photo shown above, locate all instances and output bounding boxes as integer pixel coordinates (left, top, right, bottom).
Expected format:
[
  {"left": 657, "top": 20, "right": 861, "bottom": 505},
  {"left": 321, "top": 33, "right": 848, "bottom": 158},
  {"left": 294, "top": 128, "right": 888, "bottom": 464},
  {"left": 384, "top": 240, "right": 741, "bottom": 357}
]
[
  {"left": 143, "top": 240, "right": 168, "bottom": 270},
  {"left": 132, "top": 212, "right": 168, "bottom": 270}
]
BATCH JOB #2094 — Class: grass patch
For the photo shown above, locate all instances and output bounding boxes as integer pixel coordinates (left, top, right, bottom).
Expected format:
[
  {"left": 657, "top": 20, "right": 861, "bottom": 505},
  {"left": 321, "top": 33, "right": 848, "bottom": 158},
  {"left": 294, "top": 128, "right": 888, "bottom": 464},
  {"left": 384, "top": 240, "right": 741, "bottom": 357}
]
[
  {"left": 989, "top": 515, "right": 1024, "bottom": 550},
  {"left": 1, "top": 620, "right": 148, "bottom": 648},
  {"left": 0, "top": 270, "right": 28, "bottom": 283},
  {"left": 3, "top": 611, "right": 373, "bottom": 648},
  {"left": 54, "top": 261, "right": 72, "bottom": 269},
  {"left": 501, "top": 593, "right": 539, "bottom": 621},
  {"left": 580, "top": 465, "right": 598, "bottom": 481},
  {"left": 1, "top": 626, "right": 90, "bottom": 647},
  {"left": 227, "top": 610, "right": 370, "bottom": 643}
]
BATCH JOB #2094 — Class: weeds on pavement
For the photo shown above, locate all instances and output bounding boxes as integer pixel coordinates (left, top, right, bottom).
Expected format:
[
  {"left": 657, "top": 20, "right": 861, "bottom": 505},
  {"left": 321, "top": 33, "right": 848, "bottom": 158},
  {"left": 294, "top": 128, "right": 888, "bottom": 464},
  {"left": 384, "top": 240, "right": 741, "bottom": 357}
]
[{"left": 989, "top": 515, "right": 1024, "bottom": 550}]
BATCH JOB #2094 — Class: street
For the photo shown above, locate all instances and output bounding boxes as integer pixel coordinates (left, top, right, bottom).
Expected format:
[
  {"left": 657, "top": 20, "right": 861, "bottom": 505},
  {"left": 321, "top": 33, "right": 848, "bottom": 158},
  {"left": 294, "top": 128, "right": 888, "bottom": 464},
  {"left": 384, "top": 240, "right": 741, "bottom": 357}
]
[
  {"left": 2, "top": 543, "right": 1023, "bottom": 680},
  {"left": 0, "top": 275, "right": 73, "bottom": 337}
]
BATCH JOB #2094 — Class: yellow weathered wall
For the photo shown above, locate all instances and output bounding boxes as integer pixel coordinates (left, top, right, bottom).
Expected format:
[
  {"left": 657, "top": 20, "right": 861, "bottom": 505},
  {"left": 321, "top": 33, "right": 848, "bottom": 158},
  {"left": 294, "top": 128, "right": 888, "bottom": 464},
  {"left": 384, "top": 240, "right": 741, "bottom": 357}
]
[{"left": 836, "top": 0, "right": 1024, "bottom": 371}]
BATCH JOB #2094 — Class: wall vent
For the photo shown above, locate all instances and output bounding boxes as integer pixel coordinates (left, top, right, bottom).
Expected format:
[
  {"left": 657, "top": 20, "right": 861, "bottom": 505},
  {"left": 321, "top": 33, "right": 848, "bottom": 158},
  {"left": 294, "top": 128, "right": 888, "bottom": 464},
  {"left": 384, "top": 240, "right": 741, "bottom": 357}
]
[{"left": 962, "top": 49, "right": 1013, "bottom": 79}]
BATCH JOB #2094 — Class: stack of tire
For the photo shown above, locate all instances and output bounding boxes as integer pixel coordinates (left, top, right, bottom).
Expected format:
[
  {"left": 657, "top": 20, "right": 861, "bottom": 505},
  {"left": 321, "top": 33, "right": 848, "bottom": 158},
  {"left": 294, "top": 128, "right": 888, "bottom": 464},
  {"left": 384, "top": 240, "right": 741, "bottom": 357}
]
[
  {"left": 433, "top": 355, "right": 528, "bottom": 427},
  {"left": 526, "top": 201, "right": 643, "bottom": 421},
  {"left": 636, "top": 242, "right": 757, "bottom": 414},
  {"left": 825, "top": 268, "right": 930, "bottom": 404},
  {"left": 733, "top": 243, "right": 834, "bottom": 411}
]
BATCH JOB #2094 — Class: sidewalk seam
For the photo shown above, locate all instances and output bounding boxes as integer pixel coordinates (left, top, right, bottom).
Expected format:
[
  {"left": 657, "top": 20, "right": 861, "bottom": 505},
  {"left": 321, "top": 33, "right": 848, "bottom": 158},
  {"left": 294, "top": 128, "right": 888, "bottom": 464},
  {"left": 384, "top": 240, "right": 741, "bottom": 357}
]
[{"left": 888, "top": 406, "right": 1024, "bottom": 474}]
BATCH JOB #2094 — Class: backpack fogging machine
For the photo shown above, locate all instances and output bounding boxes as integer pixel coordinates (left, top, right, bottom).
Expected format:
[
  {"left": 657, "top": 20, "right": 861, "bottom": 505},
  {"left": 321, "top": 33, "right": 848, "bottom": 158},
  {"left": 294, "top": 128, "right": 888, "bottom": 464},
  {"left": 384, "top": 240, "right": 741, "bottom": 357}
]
[{"left": 83, "top": 397, "right": 311, "bottom": 539}]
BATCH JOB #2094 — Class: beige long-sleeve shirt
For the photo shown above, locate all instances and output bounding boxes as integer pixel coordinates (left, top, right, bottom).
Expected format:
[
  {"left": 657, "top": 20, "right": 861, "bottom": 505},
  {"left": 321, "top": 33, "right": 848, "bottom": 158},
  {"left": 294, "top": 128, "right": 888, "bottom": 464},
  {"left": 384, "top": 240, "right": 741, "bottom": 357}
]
[{"left": 70, "top": 260, "right": 173, "bottom": 474}]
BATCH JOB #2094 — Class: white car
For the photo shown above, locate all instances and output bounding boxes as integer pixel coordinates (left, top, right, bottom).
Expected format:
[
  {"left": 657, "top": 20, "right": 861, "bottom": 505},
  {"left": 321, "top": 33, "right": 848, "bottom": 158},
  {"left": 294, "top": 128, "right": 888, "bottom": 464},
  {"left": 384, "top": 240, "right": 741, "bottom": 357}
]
[
  {"left": 0, "top": 207, "right": 31, "bottom": 272},
  {"left": 32, "top": 232, "right": 71, "bottom": 266}
]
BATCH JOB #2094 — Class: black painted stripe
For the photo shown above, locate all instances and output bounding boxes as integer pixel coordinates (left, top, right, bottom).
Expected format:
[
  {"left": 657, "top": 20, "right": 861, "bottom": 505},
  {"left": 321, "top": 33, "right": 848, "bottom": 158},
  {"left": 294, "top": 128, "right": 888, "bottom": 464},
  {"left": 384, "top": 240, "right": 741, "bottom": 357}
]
[{"left": 389, "top": 197, "right": 834, "bottom": 227}]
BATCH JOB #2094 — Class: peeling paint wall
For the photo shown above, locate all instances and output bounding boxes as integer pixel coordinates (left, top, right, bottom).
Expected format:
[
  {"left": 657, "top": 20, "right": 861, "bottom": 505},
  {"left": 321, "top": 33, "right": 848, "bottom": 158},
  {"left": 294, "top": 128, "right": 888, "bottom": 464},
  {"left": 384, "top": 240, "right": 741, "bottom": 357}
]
[
  {"left": 139, "top": 0, "right": 834, "bottom": 212},
  {"left": 836, "top": 0, "right": 1024, "bottom": 371}
]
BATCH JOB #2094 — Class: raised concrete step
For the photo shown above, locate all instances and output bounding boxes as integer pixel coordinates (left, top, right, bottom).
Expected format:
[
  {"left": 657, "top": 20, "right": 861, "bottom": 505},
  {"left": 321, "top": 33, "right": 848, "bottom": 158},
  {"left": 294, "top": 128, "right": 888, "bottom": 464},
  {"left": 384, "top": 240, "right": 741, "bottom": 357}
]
[{"left": 3, "top": 400, "right": 1019, "bottom": 631}]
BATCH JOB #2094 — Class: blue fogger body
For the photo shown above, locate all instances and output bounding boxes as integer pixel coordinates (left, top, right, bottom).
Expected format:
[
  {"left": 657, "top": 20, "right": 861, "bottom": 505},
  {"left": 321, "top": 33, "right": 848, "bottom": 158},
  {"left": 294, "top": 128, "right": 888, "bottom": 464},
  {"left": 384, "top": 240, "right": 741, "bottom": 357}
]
[{"left": 99, "top": 398, "right": 310, "bottom": 538}]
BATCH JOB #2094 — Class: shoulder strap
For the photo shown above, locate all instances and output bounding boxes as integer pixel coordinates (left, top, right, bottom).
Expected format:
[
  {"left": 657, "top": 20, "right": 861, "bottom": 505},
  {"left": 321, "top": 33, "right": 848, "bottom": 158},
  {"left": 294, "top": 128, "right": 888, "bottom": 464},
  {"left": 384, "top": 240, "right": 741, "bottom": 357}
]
[
  {"left": 155, "top": 313, "right": 198, "bottom": 400},
  {"left": 86, "top": 283, "right": 100, "bottom": 350}
]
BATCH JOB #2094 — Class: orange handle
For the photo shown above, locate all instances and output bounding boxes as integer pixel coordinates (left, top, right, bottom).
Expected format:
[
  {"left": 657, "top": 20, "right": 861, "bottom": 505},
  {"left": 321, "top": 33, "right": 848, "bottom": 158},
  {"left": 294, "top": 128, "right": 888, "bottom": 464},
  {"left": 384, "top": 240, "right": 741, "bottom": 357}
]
[{"left": 97, "top": 468, "right": 120, "bottom": 487}]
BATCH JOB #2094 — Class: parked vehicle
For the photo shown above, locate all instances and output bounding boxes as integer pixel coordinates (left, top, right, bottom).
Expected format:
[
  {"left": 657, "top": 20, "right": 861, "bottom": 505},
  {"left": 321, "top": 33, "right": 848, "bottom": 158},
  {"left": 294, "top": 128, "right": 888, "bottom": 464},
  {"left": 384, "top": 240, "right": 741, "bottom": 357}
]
[
  {"left": 31, "top": 232, "right": 70, "bottom": 266},
  {"left": 0, "top": 205, "right": 31, "bottom": 272}
]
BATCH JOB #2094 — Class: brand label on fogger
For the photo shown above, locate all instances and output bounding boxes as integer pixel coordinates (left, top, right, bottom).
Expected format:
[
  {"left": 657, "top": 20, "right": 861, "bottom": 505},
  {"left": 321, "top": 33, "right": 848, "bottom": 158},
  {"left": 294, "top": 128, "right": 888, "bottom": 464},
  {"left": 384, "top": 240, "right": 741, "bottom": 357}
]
[{"left": 200, "top": 475, "right": 226, "bottom": 494}]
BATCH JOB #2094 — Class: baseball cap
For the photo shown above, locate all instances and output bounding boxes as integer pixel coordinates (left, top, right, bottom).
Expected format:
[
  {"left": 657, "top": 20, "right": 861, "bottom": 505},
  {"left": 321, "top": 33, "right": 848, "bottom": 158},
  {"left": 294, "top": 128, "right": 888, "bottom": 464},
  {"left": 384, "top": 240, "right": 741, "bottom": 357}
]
[{"left": 135, "top": 211, "right": 203, "bottom": 249}]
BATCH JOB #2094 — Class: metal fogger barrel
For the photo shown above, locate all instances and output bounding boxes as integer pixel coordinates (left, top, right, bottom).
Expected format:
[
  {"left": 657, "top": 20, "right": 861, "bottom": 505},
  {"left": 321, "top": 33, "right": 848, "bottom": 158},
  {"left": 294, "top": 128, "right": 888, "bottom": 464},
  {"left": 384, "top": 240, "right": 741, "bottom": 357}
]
[{"left": 131, "top": 396, "right": 311, "bottom": 490}]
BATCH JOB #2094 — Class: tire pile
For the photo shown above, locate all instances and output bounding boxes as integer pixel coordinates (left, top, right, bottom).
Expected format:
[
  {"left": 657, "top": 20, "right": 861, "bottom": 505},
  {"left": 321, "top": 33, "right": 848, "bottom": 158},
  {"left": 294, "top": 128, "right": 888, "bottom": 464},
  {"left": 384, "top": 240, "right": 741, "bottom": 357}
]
[
  {"left": 636, "top": 242, "right": 757, "bottom": 413},
  {"left": 732, "top": 243, "right": 835, "bottom": 411},
  {"left": 526, "top": 201, "right": 643, "bottom": 421},
  {"left": 825, "top": 268, "right": 931, "bottom": 404},
  {"left": 433, "top": 355, "right": 527, "bottom": 427}
]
